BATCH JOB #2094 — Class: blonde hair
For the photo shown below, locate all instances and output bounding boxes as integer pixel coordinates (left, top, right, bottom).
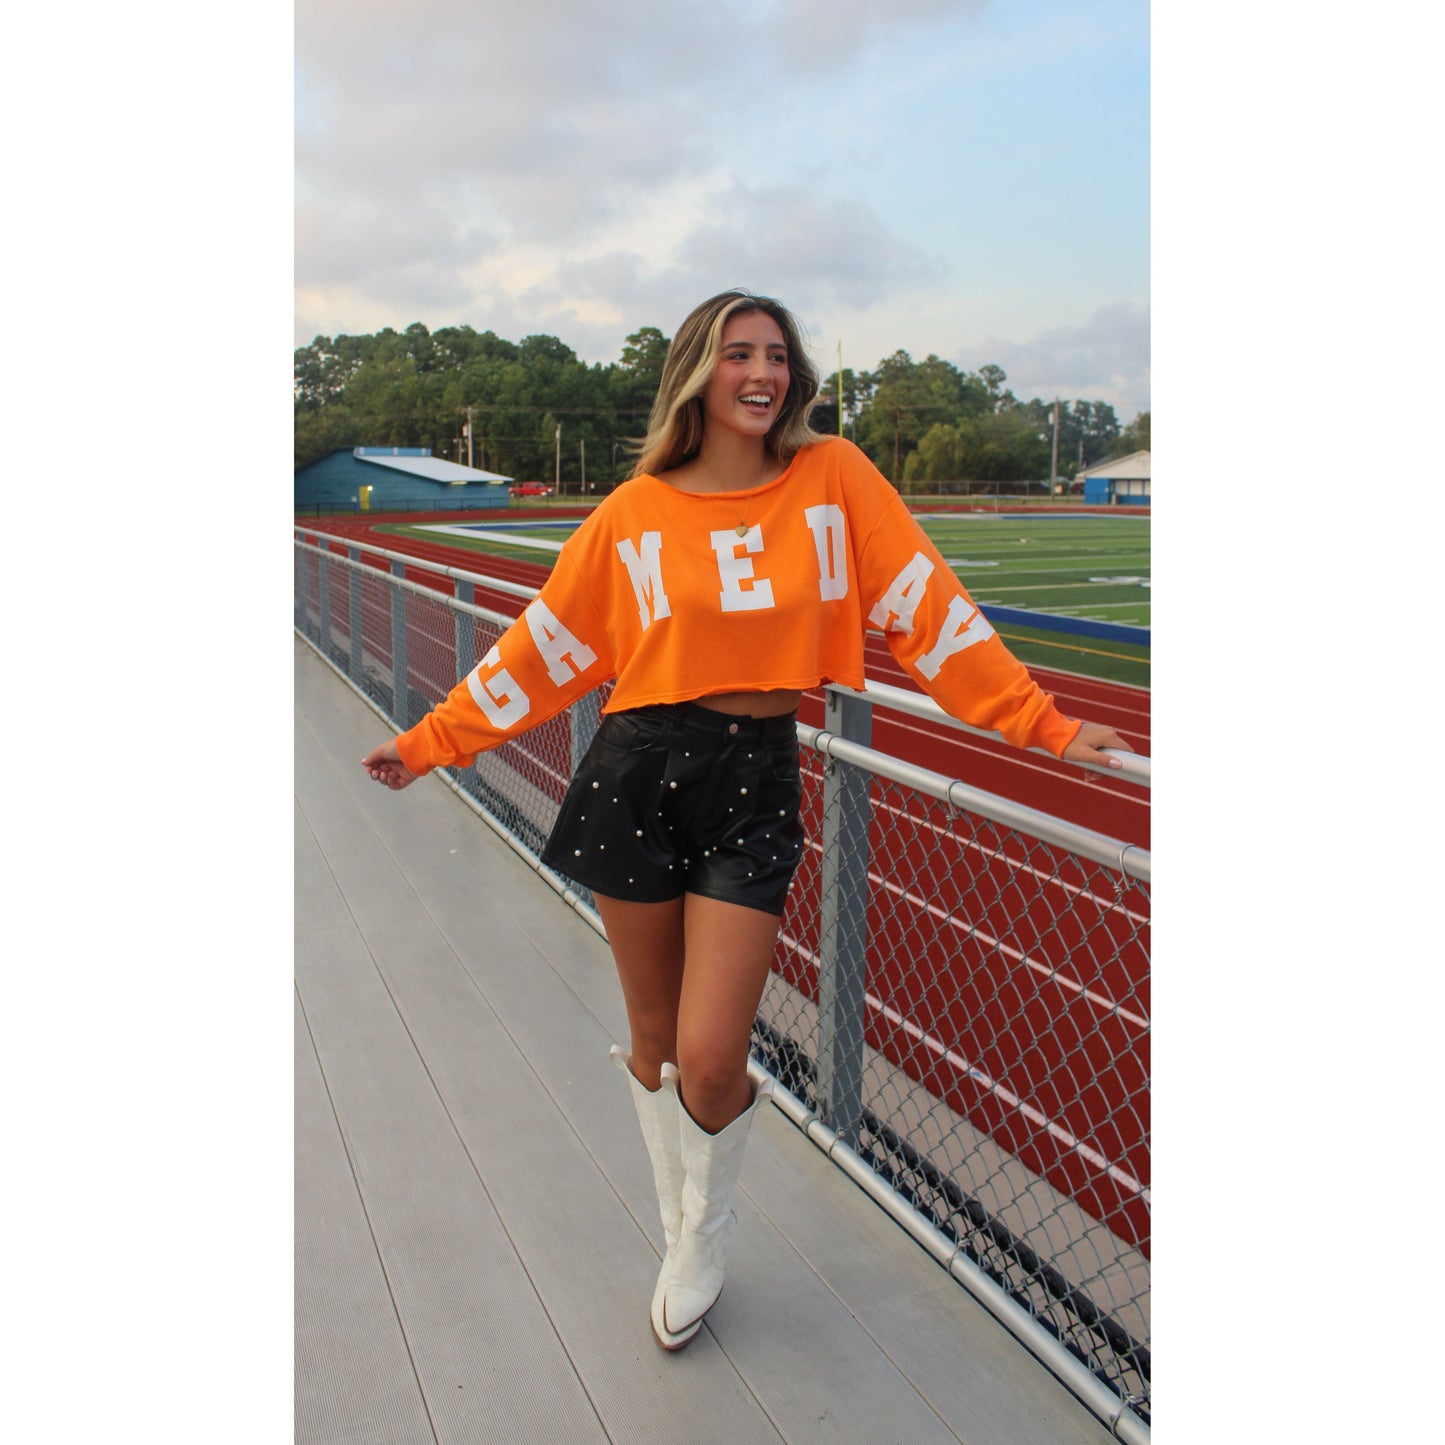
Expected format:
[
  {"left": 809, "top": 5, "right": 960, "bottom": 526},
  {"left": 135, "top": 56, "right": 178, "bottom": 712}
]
[{"left": 628, "top": 290, "right": 822, "bottom": 479}]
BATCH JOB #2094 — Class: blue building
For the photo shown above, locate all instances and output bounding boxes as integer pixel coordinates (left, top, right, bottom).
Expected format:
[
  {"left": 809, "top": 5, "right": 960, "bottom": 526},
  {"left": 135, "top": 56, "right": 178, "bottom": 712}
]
[
  {"left": 1076, "top": 450, "right": 1150, "bottom": 506},
  {"left": 295, "top": 447, "right": 513, "bottom": 514}
]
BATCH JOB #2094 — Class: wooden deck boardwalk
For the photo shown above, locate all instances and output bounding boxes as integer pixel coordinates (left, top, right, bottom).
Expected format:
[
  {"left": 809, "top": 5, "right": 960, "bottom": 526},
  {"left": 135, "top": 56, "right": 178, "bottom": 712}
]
[{"left": 294, "top": 634, "right": 1118, "bottom": 1444}]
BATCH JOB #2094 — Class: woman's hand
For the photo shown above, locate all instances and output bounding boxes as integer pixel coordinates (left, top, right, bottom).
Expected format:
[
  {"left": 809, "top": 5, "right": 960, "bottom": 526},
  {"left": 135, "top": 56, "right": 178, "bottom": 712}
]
[
  {"left": 1062, "top": 722, "right": 1135, "bottom": 770},
  {"left": 361, "top": 740, "right": 419, "bottom": 791}
]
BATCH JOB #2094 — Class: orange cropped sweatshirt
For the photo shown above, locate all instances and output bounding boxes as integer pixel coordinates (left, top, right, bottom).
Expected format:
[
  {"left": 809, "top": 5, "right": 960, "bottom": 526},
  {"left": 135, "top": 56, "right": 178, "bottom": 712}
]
[{"left": 395, "top": 437, "right": 1082, "bottom": 775}]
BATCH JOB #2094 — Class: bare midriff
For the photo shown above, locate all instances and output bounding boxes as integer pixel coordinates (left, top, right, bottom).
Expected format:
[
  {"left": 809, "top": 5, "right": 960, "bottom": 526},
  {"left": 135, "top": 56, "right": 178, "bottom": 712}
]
[{"left": 693, "top": 687, "right": 802, "bottom": 717}]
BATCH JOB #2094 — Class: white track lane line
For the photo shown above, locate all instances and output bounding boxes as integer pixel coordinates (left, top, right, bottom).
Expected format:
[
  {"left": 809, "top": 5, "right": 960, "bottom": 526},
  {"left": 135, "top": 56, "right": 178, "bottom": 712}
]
[
  {"left": 796, "top": 831, "right": 1148, "bottom": 1034},
  {"left": 839, "top": 773, "right": 1150, "bottom": 929},
  {"left": 776, "top": 927, "right": 1150, "bottom": 1202}
]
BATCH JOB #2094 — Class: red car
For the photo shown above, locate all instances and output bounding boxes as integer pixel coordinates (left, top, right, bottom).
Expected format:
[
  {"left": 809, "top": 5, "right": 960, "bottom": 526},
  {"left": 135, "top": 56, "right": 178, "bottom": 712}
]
[{"left": 509, "top": 481, "right": 553, "bottom": 497}]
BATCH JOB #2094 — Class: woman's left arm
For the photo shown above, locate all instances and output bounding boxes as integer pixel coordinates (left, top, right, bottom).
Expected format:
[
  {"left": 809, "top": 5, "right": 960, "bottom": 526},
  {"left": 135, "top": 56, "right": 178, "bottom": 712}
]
[
  {"left": 1061, "top": 721, "right": 1135, "bottom": 769},
  {"left": 847, "top": 455, "right": 1131, "bottom": 761}
]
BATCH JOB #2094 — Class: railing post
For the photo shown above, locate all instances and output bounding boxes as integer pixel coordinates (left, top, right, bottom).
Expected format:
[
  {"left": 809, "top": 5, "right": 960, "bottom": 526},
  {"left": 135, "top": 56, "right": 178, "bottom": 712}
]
[
  {"left": 390, "top": 558, "right": 407, "bottom": 727},
  {"left": 815, "top": 687, "right": 873, "bottom": 1149},
  {"left": 570, "top": 689, "right": 601, "bottom": 771},
  {"left": 317, "top": 544, "right": 332, "bottom": 659},
  {"left": 348, "top": 547, "right": 363, "bottom": 683},
  {"left": 297, "top": 532, "right": 318, "bottom": 639},
  {"left": 454, "top": 578, "right": 475, "bottom": 681}
]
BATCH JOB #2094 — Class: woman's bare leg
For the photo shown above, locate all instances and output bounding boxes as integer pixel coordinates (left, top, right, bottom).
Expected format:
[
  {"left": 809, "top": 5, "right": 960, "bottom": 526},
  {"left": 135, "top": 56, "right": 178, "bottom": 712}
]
[
  {"left": 593, "top": 894, "right": 687, "bottom": 1092},
  {"left": 674, "top": 894, "right": 782, "bottom": 1133}
]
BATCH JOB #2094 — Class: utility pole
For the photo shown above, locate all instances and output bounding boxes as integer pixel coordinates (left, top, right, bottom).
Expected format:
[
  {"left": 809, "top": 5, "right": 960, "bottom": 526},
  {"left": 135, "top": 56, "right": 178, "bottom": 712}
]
[
  {"left": 1050, "top": 397, "right": 1061, "bottom": 492},
  {"left": 466, "top": 405, "right": 474, "bottom": 468},
  {"left": 555, "top": 423, "right": 561, "bottom": 494},
  {"left": 580, "top": 437, "right": 586, "bottom": 493}
]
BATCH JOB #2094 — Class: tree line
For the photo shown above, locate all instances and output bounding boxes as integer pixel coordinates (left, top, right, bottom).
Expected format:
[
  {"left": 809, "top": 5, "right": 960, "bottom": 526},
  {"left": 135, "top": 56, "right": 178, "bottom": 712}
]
[{"left": 294, "top": 320, "right": 1149, "bottom": 490}]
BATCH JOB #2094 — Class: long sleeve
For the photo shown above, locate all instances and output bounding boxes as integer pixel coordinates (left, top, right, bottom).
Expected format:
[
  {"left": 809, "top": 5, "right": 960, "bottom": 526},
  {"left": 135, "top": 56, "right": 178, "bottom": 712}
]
[
  {"left": 394, "top": 546, "right": 615, "bottom": 775},
  {"left": 851, "top": 467, "right": 1081, "bottom": 758}
]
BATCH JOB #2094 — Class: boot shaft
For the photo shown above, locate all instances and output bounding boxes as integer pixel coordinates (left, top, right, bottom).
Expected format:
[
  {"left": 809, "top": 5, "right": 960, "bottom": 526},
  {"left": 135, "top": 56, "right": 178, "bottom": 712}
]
[{"left": 611, "top": 1046, "right": 686, "bottom": 1249}]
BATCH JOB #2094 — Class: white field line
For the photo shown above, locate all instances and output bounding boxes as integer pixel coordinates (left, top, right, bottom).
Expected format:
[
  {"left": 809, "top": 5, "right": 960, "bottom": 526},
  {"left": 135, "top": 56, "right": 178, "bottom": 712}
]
[
  {"left": 1048, "top": 602, "right": 1151, "bottom": 614},
  {"left": 776, "top": 928, "right": 1150, "bottom": 1203},
  {"left": 926, "top": 557, "right": 1148, "bottom": 571},
  {"left": 415, "top": 524, "right": 567, "bottom": 553},
  {"left": 911, "top": 514, "right": 1149, "bottom": 525},
  {"left": 971, "top": 580, "right": 1151, "bottom": 596}
]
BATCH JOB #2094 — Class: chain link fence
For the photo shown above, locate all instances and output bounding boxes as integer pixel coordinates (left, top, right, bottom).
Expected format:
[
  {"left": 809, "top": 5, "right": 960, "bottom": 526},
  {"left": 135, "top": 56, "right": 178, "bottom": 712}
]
[{"left": 296, "top": 530, "right": 1152, "bottom": 1436}]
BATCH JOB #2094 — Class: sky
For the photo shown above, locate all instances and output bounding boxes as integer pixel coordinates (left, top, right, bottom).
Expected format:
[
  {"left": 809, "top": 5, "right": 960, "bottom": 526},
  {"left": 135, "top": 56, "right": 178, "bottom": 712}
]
[{"left": 295, "top": 0, "right": 1150, "bottom": 421}]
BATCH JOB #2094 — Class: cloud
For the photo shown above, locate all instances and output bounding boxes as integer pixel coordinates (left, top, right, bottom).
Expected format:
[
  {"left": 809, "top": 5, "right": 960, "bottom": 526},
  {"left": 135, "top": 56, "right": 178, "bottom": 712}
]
[
  {"left": 294, "top": 1, "right": 983, "bottom": 262},
  {"left": 954, "top": 302, "right": 1151, "bottom": 417},
  {"left": 673, "top": 182, "right": 941, "bottom": 309},
  {"left": 421, "top": 180, "right": 941, "bottom": 365},
  {"left": 762, "top": 0, "right": 983, "bottom": 71},
  {"left": 295, "top": 184, "right": 498, "bottom": 300}
]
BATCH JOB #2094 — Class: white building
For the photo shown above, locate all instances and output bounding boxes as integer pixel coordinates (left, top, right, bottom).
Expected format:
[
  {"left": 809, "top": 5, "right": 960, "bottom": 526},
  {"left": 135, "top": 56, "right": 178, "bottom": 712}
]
[{"left": 1077, "top": 450, "right": 1150, "bottom": 506}]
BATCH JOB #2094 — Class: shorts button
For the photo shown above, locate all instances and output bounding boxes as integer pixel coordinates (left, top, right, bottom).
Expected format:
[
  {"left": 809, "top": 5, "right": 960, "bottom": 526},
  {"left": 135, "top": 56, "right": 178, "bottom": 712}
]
[{"left": 728, "top": 722, "right": 739, "bottom": 735}]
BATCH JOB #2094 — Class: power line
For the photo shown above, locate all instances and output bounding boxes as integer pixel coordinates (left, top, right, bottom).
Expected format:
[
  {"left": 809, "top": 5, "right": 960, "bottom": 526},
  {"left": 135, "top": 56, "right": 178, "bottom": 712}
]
[{"left": 294, "top": 401, "right": 652, "bottom": 418}]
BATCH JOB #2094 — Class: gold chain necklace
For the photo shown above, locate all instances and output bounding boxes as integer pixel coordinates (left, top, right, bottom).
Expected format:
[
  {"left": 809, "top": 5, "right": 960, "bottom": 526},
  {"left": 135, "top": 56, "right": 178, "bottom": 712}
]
[
  {"left": 732, "top": 495, "right": 755, "bottom": 538},
  {"left": 697, "top": 457, "right": 760, "bottom": 536}
]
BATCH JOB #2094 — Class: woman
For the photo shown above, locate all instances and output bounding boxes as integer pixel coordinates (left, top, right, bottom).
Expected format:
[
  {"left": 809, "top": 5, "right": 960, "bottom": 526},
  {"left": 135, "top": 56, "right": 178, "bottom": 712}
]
[{"left": 361, "top": 289, "right": 1132, "bottom": 1351}]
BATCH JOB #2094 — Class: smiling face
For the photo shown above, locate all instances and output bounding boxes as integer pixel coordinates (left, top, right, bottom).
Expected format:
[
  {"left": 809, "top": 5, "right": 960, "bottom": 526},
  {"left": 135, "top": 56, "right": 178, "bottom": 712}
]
[{"left": 701, "top": 309, "right": 791, "bottom": 445}]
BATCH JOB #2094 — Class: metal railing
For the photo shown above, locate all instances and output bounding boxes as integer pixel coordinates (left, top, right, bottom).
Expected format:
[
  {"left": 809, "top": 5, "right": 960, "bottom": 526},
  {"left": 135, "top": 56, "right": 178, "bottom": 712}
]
[{"left": 295, "top": 529, "right": 1152, "bottom": 1439}]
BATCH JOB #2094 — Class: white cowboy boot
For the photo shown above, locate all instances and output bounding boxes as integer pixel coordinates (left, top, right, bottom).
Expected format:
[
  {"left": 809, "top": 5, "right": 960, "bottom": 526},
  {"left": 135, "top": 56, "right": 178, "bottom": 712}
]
[
  {"left": 609, "top": 1047, "right": 699, "bottom": 1350},
  {"left": 660, "top": 1069, "right": 775, "bottom": 1339}
]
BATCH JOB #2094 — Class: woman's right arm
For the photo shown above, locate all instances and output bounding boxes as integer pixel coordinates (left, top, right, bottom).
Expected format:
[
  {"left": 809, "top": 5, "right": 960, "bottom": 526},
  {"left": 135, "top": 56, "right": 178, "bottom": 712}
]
[
  {"left": 364, "top": 548, "right": 615, "bottom": 783},
  {"left": 360, "top": 738, "right": 418, "bottom": 790}
]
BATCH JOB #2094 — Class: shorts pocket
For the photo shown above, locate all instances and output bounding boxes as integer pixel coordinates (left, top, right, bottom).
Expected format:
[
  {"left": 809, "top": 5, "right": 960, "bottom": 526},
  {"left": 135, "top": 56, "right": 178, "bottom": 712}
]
[
  {"left": 597, "top": 711, "right": 668, "bottom": 754},
  {"left": 766, "top": 739, "right": 802, "bottom": 786}
]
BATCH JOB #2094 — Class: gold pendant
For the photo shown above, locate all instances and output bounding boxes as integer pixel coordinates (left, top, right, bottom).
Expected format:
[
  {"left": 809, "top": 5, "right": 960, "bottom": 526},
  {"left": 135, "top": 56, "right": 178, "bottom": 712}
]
[{"left": 735, "top": 522, "right": 749, "bottom": 537}]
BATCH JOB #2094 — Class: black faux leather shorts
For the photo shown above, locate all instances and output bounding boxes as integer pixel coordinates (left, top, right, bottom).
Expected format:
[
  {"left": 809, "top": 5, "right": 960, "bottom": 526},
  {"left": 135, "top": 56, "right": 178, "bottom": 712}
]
[{"left": 540, "top": 700, "right": 805, "bottom": 915}]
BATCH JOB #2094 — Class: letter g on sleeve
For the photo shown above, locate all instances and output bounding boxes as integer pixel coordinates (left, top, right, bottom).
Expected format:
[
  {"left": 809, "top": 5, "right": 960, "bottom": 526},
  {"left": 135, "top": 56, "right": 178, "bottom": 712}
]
[{"left": 465, "top": 644, "right": 531, "bottom": 730}]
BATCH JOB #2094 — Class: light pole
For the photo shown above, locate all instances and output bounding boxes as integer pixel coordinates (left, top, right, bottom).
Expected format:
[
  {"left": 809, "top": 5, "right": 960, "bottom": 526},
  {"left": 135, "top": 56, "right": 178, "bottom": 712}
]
[
  {"left": 1050, "top": 397, "right": 1061, "bottom": 494},
  {"left": 555, "top": 423, "right": 561, "bottom": 495}
]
